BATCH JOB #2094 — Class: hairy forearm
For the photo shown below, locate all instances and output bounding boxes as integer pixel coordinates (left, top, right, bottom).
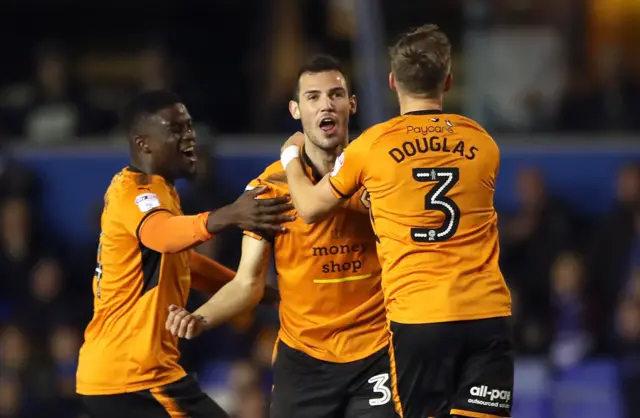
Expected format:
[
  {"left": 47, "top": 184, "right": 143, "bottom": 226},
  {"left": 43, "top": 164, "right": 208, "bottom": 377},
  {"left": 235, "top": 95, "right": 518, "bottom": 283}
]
[
  {"left": 285, "top": 160, "right": 325, "bottom": 223},
  {"left": 189, "top": 251, "right": 236, "bottom": 294},
  {"left": 194, "top": 279, "right": 265, "bottom": 330}
]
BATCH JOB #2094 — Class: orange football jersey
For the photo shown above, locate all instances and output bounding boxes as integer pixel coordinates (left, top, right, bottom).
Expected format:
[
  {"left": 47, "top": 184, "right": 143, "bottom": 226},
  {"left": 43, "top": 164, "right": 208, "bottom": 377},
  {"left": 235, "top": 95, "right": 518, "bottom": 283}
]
[
  {"left": 328, "top": 110, "right": 511, "bottom": 324},
  {"left": 245, "top": 148, "right": 387, "bottom": 363},
  {"left": 76, "top": 167, "right": 190, "bottom": 395}
]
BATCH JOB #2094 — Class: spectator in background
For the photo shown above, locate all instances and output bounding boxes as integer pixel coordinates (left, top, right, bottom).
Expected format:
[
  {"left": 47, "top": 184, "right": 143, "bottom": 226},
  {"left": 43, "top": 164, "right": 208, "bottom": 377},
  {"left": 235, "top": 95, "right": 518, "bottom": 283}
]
[
  {"left": 226, "top": 357, "right": 269, "bottom": 418},
  {"left": 501, "top": 166, "right": 576, "bottom": 353},
  {"left": 45, "top": 324, "right": 82, "bottom": 415},
  {"left": 0, "top": 150, "right": 41, "bottom": 205},
  {"left": 23, "top": 43, "right": 79, "bottom": 143},
  {"left": 0, "top": 197, "right": 44, "bottom": 302},
  {"left": 549, "top": 251, "right": 595, "bottom": 369},
  {"left": 232, "top": 385, "right": 267, "bottom": 418},
  {"left": 0, "top": 43, "right": 79, "bottom": 142},
  {"left": 18, "top": 258, "right": 76, "bottom": 340},
  {"left": 0, "top": 375, "right": 22, "bottom": 418},
  {"left": 616, "top": 298, "right": 640, "bottom": 417},
  {"left": 0, "top": 324, "right": 34, "bottom": 417},
  {"left": 588, "top": 163, "right": 640, "bottom": 353}
]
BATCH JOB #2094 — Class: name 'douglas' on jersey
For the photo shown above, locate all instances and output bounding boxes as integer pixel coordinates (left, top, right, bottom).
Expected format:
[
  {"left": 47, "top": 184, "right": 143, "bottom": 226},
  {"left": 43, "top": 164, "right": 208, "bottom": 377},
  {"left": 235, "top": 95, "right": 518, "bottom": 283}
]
[{"left": 388, "top": 125, "right": 479, "bottom": 163}]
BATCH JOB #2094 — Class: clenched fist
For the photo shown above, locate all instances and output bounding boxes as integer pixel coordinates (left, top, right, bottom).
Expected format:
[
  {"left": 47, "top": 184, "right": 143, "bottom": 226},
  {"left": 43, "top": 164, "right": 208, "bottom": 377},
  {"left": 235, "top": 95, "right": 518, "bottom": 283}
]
[{"left": 166, "top": 305, "right": 206, "bottom": 340}]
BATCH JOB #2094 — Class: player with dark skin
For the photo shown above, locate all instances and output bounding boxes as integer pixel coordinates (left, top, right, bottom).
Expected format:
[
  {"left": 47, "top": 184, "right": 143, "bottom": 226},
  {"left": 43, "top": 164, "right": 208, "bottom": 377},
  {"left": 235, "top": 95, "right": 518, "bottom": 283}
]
[{"left": 128, "top": 99, "right": 295, "bottom": 236}]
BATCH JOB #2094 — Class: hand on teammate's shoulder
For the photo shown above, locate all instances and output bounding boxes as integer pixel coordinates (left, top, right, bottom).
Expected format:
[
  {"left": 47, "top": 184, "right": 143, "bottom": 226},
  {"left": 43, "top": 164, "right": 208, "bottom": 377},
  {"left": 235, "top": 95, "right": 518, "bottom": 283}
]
[
  {"left": 166, "top": 305, "right": 205, "bottom": 340},
  {"left": 281, "top": 131, "right": 305, "bottom": 154},
  {"left": 227, "top": 186, "right": 295, "bottom": 233}
]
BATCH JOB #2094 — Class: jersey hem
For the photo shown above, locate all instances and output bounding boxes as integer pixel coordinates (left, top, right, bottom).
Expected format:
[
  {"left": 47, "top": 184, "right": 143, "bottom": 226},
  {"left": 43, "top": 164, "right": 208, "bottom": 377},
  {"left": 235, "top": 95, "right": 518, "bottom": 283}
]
[
  {"left": 278, "top": 333, "right": 389, "bottom": 364},
  {"left": 387, "top": 309, "right": 512, "bottom": 325},
  {"left": 76, "top": 370, "right": 187, "bottom": 395}
]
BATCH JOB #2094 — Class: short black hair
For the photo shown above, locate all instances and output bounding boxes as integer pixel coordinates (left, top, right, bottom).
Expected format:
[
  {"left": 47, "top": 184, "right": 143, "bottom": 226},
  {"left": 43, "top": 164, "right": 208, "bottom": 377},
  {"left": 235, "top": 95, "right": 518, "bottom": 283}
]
[
  {"left": 120, "top": 90, "right": 182, "bottom": 134},
  {"left": 293, "top": 54, "right": 350, "bottom": 101}
]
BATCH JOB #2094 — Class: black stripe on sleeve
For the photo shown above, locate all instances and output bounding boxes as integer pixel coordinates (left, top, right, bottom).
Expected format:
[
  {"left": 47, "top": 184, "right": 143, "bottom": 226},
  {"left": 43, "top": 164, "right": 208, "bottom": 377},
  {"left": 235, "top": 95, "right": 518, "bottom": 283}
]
[{"left": 328, "top": 178, "right": 355, "bottom": 199}]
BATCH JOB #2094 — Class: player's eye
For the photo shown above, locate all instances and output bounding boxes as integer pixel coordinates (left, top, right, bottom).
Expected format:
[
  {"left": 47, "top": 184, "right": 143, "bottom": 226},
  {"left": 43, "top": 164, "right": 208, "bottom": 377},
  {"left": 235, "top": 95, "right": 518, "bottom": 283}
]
[{"left": 306, "top": 94, "right": 318, "bottom": 101}]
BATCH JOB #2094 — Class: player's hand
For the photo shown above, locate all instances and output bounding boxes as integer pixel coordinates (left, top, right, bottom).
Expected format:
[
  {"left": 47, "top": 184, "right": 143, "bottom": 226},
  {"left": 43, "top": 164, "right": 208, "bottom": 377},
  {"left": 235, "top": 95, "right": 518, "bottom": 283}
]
[
  {"left": 281, "top": 131, "right": 305, "bottom": 154},
  {"left": 166, "top": 305, "right": 205, "bottom": 340},
  {"left": 228, "top": 186, "right": 295, "bottom": 233}
]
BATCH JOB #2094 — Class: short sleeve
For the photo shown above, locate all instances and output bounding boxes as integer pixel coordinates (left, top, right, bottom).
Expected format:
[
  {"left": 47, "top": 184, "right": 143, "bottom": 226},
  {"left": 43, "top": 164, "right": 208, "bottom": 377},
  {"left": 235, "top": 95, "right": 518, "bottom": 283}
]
[
  {"left": 242, "top": 178, "right": 279, "bottom": 242},
  {"left": 117, "top": 181, "right": 174, "bottom": 239},
  {"left": 327, "top": 132, "right": 372, "bottom": 199}
]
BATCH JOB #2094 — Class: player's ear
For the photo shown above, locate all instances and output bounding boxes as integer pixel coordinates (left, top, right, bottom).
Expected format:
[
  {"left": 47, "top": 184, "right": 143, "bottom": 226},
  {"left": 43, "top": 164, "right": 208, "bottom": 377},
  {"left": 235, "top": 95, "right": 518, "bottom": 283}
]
[
  {"left": 389, "top": 72, "right": 397, "bottom": 91},
  {"left": 289, "top": 100, "right": 301, "bottom": 120},
  {"left": 349, "top": 94, "right": 357, "bottom": 115},
  {"left": 443, "top": 73, "right": 453, "bottom": 93},
  {"left": 134, "top": 135, "right": 151, "bottom": 153}
]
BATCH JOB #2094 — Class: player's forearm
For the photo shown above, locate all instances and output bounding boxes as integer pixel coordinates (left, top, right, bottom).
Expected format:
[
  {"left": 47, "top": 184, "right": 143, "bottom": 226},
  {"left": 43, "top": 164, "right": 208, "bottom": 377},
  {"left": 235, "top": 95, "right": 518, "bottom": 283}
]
[
  {"left": 285, "top": 160, "right": 326, "bottom": 224},
  {"left": 205, "top": 205, "right": 242, "bottom": 235},
  {"left": 139, "top": 211, "right": 213, "bottom": 253},
  {"left": 194, "top": 278, "right": 264, "bottom": 330},
  {"left": 189, "top": 251, "right": 236, "bottom": 294},
  {"left": 190, "top": 249, "right": 279, "bottom": 305}
]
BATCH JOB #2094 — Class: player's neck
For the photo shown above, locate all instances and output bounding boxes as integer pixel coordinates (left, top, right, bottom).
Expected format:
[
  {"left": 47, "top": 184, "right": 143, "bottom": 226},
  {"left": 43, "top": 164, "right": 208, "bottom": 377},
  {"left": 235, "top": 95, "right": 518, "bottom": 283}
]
[
  {"left": 398, "top": 95, "right": 443, "bottom": 115},
  {"left": 304, "top": 139, "right": 347, "bottom": 177},
  {"left": 129, "top": 158, "right": 174, "bottom": 184}
]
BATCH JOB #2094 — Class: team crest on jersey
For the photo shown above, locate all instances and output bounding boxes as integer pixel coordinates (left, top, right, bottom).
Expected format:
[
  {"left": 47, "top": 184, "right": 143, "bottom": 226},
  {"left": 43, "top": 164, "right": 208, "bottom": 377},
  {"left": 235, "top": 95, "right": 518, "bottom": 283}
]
[
  {"left": 135, "top": 193, "right": 161, "bottom": 213},
  {"left": 360, "top": 189, "right": 371, "bottom": 210},
  {"left": 331, "top": 152, "right": 345, "bottom": 177}
]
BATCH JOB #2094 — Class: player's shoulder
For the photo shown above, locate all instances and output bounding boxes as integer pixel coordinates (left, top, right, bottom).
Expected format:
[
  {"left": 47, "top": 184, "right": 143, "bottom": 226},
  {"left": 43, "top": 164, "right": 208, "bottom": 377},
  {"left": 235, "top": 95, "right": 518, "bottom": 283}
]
[
  {"left": 107, "top": 167, "right": 170, "bottom": 204},
  {"left": 245, "top": 160, "right": 289, "bottom": 197},
  {"left": 450, "top": 114, "right": 495, "bottom": 141}
]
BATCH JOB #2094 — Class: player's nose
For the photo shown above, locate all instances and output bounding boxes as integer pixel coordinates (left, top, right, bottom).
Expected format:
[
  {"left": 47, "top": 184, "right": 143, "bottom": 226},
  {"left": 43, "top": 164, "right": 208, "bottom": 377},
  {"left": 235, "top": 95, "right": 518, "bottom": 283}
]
[{"left": 320, "top": 95, "right": 335, "bottom": 111}]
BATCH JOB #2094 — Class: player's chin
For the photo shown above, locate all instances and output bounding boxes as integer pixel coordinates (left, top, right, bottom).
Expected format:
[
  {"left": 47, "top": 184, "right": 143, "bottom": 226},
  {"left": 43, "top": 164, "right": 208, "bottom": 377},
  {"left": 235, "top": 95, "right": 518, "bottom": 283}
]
[{"left": 316, "top": 130, "right": 346, "bottom": 149}]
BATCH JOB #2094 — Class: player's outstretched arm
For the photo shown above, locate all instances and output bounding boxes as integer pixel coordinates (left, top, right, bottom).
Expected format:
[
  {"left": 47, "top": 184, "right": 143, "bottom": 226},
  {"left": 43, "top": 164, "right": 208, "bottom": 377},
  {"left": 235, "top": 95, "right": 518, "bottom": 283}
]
[
  {"left": 138, "top": 186, "right": 294, "bottom": 254},
  {"left": 280, "top": 133, "right": 343, "bottom": 224},
  {"left": 165, "top": 235, "right": 271, "bottom": 339},
  {"left": 189, "top": 250, "right": 279, "bottom": 305}
]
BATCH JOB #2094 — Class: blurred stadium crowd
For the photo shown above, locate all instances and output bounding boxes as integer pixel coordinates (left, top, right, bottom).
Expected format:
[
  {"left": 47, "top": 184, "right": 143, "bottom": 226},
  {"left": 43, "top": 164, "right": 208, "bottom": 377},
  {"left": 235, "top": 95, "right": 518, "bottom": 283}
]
[
  {"left": 0, "top": 0, "right": 638, "bottom": 140},
  {"left": 0, "top": 0, "right": 639, "bottom": 417},
  {"left": 1, "top": 149, "right": 640, "bottom": 417}
]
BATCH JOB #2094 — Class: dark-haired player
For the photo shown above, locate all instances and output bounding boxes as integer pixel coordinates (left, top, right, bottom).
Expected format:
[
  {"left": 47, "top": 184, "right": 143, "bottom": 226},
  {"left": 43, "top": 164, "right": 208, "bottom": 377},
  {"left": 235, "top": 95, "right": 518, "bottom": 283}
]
[
  {"left": 279, "top": 26, "right": 514, "bottom": 418},
  {"left": 76, "top": 90, "right": 294, "bottom": 418},
  {"left": 166, "top": 56, "right": 397, "bottom": 418}
]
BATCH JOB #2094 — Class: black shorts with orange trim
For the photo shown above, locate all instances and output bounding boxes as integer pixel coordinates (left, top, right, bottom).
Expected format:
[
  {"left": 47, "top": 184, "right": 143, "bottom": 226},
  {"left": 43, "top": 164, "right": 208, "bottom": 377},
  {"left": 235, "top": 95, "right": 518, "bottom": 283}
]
[
  {"left": 389, "top": 317, "right": 514, "bottom": 418},
  {"left": 270, "top": 340, "right": 398, "bottom": 418},
  {"left": 81, "top": 375, "right": 228, "bottom": 418}
]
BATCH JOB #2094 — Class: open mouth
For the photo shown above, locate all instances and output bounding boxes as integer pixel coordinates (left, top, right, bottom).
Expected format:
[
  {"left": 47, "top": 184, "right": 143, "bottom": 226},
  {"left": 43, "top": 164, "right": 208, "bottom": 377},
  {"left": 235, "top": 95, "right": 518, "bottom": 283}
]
[
  {"left": 319, "top": 117, "right": 337, "bottom": 133},
  {"left": 181, "top": 145, "right": 196, "bottom": 161}
]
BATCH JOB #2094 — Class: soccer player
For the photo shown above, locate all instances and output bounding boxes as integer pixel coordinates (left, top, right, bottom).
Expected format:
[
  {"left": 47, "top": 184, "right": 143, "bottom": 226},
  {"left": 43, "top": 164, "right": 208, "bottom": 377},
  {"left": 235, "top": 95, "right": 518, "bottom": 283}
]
[
  {"left": 166, "top": 55, "right": 397, "bottom": 418},
  {"left": 76, "top": 90, "right": 294, "bottom": 418},
  {"left": 278, "top": 26, "right": 514, "bottom": 418}
]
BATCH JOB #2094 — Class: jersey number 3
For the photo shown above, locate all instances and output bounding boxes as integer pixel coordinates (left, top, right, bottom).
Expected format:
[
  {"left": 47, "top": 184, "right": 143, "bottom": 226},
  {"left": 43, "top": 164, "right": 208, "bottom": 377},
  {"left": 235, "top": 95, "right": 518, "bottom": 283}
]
[{"left": 411, "top": 167, "right": 460, "bottom": 242}]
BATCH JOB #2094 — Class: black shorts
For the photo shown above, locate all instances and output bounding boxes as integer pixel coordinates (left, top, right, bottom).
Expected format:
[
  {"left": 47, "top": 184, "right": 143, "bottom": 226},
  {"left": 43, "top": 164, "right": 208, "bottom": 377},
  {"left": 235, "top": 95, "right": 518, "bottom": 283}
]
[
  {"left": 271, "top": 340, "right": 398, "bottom": 418},
  {"left": 81, "top": 374, "right": 228, "bottom": 418},
  {"left": 390, "top": 317, "right": 514, "bottom": 418}
]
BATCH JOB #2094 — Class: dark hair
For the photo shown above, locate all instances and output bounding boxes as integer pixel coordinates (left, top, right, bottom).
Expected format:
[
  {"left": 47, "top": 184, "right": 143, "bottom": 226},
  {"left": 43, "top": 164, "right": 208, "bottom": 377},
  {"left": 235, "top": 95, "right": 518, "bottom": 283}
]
[
  {"left": 389, "top": 24, "right": 451, "bottom": 98},
  {"left": 120, "top": 90, "right": 182, "bottom": 134},
  {"left": 293, "top": 54, "right": 349, "bottom": 100}
]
